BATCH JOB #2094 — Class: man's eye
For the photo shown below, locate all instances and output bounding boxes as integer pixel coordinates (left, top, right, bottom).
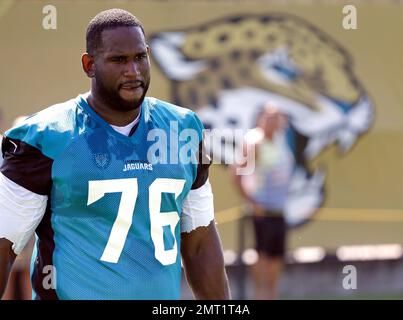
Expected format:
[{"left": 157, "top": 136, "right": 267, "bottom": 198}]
[
  {"left": 112, "top": 57, "right": 125, "bottom": 62},
  {"left": 136, "top": 54, "right": 147, "bottom": 60}
]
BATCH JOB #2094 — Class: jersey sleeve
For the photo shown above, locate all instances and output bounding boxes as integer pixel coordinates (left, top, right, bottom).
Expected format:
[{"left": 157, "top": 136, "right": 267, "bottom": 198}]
[
  {"left": 1, "top": 128, "right": 53, "bottom": 195},
  {"left": 0, "top": 172, "right": 47, "bottom": 254},
  {"left": 0, "top": 126, "right": 52, "bottom": 254},
  {"left": 190, "top": 113, "right": 211, "bottom": 190},
  {"left": 181, "top": 112, "right": 215, "bottom": 233}
]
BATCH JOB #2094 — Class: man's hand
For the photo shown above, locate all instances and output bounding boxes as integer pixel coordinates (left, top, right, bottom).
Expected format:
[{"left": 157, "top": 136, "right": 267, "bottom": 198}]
[
  {"left": 0, "top": 238, "right": 16, "bottom": 299},
  {"left": 181, "top": 221, "right": 230, "bottom": 300}
]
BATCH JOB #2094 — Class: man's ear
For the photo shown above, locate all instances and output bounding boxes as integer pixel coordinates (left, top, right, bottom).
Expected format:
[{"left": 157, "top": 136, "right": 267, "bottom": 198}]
[{"left": 81, "top": 53, "right": 95, "bottom": 78}]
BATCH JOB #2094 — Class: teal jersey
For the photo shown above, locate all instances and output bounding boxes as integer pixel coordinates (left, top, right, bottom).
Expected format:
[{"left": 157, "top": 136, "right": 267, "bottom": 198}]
[{"left": 1, "top": 93, "right": 207, "bottom": 299}]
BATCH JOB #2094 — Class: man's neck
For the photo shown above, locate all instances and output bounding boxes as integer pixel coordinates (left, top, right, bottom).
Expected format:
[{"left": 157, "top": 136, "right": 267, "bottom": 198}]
[{"left": 86, "top": 92, "right": 141, "bottom": 127}]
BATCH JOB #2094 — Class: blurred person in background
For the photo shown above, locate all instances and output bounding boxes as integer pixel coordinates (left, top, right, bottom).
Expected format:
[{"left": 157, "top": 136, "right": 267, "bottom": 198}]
[{"left": 231, "top": 102, "right": 295, "bottom": 299}]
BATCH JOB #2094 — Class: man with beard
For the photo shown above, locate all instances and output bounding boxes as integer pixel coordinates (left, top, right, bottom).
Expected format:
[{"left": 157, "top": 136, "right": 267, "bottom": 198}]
[{"left": 0, "top": 9, "right": 230, "bottom": 300}]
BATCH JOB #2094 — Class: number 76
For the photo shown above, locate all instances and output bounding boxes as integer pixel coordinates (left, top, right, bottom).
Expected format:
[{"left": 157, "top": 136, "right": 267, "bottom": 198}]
[{"left": 87, "top": 178, "right": 186, "bottom": 265}]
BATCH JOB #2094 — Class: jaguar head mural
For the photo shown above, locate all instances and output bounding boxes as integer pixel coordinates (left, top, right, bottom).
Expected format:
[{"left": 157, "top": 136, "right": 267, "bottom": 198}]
[{"left": 150, "top": 14, "right": 374, "bottom": 226}]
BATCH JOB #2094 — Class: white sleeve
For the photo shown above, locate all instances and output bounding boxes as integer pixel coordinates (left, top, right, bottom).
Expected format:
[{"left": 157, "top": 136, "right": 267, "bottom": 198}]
[
  {"left": 0, "top": 172, "right": 47, "bottom": 254},
  {"left": 181, "top": 178, "right": 215, "bottom": 233}
]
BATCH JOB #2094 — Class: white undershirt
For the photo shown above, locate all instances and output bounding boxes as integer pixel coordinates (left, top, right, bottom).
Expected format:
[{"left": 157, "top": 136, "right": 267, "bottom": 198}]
[{"left": 109, "top": 112, "right": 141, "bottom": 136}]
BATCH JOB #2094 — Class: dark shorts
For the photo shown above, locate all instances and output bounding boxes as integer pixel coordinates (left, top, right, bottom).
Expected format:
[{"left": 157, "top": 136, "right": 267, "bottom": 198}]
[{"left": 253, "top": 214, "right": 286, "bottom": 258}]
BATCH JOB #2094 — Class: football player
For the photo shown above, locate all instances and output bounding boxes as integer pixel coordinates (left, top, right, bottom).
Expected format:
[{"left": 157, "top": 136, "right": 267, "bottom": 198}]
[{"left": 0, "top": 9, "right": 230, "bottom": 300}]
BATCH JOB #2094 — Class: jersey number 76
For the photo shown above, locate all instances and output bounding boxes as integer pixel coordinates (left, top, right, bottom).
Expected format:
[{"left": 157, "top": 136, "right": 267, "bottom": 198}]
[{"left": 87, "top": 178, "right": 186, "bottom": 265}]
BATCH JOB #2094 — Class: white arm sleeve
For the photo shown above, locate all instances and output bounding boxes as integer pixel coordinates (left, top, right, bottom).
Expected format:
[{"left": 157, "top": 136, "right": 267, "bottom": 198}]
[
  {"left": 0, "top": 172, "right": 47, "bottom": 254},
  {"left": 181, "top": 178, "right": 215, "bottom": 233}
]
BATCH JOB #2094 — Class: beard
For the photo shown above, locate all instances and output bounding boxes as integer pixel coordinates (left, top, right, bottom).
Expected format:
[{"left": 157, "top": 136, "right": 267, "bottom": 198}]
[{"left": 94, "top": 72, "right": 150, "bottom": 112}]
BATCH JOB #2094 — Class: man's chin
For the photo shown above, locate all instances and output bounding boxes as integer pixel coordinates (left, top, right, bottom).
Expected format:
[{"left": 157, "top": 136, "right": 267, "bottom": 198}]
[
  {"left": 117, "top": 97, "right": 143, "bottom": 111},
  {"left": 120, "top": 90, "right": 144, "bottom": 104}
]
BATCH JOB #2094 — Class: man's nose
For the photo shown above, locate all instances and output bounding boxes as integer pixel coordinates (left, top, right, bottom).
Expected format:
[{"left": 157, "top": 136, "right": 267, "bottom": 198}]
[{"left": 124, "top": 60, "right": 140, "bottom": 77}]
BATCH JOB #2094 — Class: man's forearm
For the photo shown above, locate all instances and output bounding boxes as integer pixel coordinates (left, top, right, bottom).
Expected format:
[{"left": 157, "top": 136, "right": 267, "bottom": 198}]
[
  {"left": 184, "top": 250, "right": 230, "bottom": 300},
  {"left": 0, "top": 238, "right": 16, "bottom": 298},
  {"left": 182, "top": 224, "right": 231, "bottom": 300}
]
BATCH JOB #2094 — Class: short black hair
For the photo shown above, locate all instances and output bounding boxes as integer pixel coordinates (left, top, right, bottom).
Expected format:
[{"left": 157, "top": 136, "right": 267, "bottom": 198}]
[{"left": 86, "top": 8, "right": 145, "bottom": 55}]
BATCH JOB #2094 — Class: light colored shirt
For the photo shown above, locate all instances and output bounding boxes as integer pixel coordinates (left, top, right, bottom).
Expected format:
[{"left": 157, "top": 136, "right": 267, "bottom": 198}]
[{"left": 242, "top": 131, "right": 295, "bottom": 212}]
